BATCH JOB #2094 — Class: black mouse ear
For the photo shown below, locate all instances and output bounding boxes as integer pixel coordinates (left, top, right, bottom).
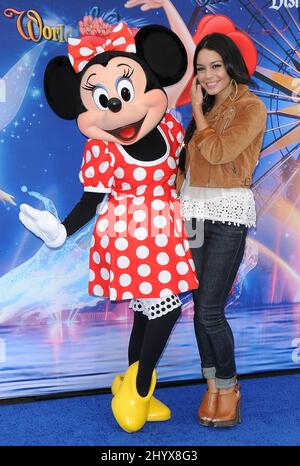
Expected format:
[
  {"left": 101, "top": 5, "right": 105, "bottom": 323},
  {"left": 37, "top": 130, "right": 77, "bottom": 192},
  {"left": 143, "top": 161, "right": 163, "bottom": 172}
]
[
  {"left": 44, "top": 56, "right": 79, "bottom": 120},
  {"left": 135, "top": 25, "right": 187, "bottom": 87}
]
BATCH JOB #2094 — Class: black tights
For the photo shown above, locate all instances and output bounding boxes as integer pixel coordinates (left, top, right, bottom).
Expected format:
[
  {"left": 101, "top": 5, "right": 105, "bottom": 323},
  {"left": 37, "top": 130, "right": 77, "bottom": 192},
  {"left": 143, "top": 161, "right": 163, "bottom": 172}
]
[{"left": 128, "top": 308, "right": 181, "bottom": 397}]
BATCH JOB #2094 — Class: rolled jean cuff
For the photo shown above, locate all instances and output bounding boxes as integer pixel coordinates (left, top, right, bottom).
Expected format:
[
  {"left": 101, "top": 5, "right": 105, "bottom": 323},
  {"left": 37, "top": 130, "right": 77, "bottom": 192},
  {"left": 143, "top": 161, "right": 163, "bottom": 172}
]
[
  {"left": 216, "top": 375, "right": 237, "bottom": 389},
  {"left": 202, "top": 366, "right": 216, "bottom": 380}
]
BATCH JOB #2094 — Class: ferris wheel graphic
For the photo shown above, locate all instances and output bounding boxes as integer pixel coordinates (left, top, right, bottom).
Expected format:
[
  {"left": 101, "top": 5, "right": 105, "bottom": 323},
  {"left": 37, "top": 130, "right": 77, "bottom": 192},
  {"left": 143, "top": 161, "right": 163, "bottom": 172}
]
[
  {"left": 190, "top": 0, "right": 300, "bottom": 218},
  {"left": 232, "top": 1, "right": 300, "bottom": 220}
]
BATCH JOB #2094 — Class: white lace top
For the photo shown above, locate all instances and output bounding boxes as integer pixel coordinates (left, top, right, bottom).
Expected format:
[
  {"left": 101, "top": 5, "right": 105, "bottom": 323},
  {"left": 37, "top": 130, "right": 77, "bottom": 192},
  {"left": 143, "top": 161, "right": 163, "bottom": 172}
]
[{"left": 180, "top": 168, "right": 256, "bottom": 228}]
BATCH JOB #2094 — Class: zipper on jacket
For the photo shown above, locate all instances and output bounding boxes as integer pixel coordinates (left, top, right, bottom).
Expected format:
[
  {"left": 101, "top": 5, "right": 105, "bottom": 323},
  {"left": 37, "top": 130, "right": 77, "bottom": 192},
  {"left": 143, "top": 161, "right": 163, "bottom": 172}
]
[
  {"left": 221, "top": 107, "right": 235, "bottom": 133},
  {"left": 206, "top": 165, "right": 211, "bottom": 187},
  {"left": 231, "top": 162, "right": 237, "bottom": 176}
]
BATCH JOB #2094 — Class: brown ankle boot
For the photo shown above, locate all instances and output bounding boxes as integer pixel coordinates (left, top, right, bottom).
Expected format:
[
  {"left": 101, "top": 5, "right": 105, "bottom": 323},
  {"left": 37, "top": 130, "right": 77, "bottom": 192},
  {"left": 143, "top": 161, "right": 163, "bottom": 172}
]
[
  {"left": 198, "top": 390, "right": 219, "bottom": 426},
  {"left": 213, "top": 384, "right": 241, "bottom": 428}
]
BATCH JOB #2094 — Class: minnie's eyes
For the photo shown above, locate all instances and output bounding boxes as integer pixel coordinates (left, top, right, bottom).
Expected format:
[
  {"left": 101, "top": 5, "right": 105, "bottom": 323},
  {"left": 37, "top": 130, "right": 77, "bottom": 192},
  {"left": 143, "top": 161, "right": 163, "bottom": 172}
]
[
  {"left": 117, "top": 79, "right": 134, "bottom": 102},
  {"left": 93, "top": 86, "right": 109, "bottom": 110},
  {"left": 82, "top": 74, "right": 135, "bottom": 109}
]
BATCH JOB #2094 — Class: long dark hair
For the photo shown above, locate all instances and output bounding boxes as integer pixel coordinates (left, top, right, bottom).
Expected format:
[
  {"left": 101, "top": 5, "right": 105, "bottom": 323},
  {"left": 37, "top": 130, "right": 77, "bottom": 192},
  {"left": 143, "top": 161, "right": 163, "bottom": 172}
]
[{"left": 178, "top": 33, "right": 253, "bottom": 174}]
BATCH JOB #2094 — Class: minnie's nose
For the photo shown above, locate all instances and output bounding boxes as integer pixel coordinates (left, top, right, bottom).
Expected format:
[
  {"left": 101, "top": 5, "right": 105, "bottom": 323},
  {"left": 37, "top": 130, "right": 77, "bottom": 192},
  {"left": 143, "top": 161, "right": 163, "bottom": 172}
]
[{"left": 108, "top": 97, "right": 122, "bottom": 113}]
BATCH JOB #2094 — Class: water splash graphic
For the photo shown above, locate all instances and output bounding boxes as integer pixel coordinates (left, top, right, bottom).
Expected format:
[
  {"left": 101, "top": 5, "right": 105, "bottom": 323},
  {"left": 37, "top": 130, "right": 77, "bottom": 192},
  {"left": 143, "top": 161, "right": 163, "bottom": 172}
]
[
  {"left": 27, "top": 190, "right": 59, "bottom": 219},
  {"left": 0, "top": 42, "right": 45, "bottom": 131},
  {"left": 0, "top": 192, "right": 105, "bottom": 324}
]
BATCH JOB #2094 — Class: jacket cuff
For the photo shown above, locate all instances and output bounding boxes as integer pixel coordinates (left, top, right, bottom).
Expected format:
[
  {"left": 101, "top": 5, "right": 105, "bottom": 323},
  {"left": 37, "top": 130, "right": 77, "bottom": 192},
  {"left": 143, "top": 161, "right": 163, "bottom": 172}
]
[{"left": 194, "top": 127, "right": 215, "bottom": 146}]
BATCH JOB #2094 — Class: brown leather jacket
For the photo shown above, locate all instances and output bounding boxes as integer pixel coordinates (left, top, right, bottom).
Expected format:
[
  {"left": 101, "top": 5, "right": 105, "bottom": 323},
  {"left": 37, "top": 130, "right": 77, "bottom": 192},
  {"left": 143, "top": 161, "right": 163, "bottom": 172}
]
[{"left": 176, "top": 84, "right": 267, "bottom": 192}]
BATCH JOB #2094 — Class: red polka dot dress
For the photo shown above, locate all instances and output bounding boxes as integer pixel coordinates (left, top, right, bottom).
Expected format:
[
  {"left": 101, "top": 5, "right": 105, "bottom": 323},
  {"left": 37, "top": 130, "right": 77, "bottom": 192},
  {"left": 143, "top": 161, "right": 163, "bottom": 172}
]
[{"left": 79, "top": 112, "right": 199, "bottom": 302}]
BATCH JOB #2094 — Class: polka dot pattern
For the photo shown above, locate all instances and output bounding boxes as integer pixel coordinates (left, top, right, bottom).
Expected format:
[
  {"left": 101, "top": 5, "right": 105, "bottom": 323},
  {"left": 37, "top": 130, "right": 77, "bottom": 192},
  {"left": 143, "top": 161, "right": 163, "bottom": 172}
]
[
  {"left": 114, "top": 204, "right": 126, "bottom": 217},
  {"left": 153, "top": 186, "right": 164, "bottom": 197},
  {"left": 100, "top": 235, "right": 109, "bottom": 249},
  {"left": 86, "top": 113, "right": 198, "bottom": 300},
  {"left": 114, "top": 220, "right": 126, "bottom": 233},
  {"left": 156, "top": 252, "right": 169, "bottom": 265},
  {"left": 120, "top": 274, "right": 132, "bottom": 287},
  {"left": 139, "top": 282, "right": 152, "bottom": 295},
  {"left": 134, "top": 227, "right": 148, "bottom": 241},
  {"left": 93, "top": 251, "right": 100, "bottom": 264},
  {"left": 80, "top": 140, "right": 115, "bottom": 193},
  {"left": 133, "top": 167, "right": 147, "bottom": 181},
  {"left": 101, "top": 268, "right": 109, "bottom": 280},
  {"left": 136, "top": 246, "right": 149, "bottom": 259},
  {"left": 117, "top": 256, "right": 130, "bottom": 269},
  {"left": 138, "top": 264, "right": 151, "bottom": 277},
  {"left": 133, "top": 209, "right": 146, "bottom": 223},
  {"left": 152, "top": 199, "right": 165, "bottom": 211},
  {"left": 130, "top": 294, "right": 181, "bottom": 320},
  {"left": 158, "top": 270, "right": 171, "bottom": 283}
]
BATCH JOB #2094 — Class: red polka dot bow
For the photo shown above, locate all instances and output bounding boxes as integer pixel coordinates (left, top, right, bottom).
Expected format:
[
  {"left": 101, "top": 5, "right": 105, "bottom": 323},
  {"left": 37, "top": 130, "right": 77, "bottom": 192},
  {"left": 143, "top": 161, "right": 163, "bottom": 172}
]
[{"left": 68, "top": 22, "right": 136, "bottom": 73}]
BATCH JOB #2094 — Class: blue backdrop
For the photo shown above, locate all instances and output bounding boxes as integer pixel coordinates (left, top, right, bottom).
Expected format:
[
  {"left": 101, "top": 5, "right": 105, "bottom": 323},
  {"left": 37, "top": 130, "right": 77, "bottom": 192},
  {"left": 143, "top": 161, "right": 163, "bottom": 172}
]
[{"left": 0, "top": 0, "right": 300, "bottom": 400}]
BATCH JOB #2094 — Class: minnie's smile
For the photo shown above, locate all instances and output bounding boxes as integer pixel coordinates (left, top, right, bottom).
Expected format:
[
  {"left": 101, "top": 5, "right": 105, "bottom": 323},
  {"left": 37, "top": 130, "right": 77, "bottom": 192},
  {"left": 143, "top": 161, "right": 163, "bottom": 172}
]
[{"left": 105, "top": 115, "right": 146, "bottom": 142}]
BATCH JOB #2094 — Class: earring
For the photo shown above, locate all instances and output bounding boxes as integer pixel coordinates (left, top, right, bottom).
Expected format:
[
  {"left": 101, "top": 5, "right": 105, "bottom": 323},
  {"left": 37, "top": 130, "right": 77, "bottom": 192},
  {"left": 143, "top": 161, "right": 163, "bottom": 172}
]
[{"left": 229, "top": 79, "right": 238, "bottom": 101}]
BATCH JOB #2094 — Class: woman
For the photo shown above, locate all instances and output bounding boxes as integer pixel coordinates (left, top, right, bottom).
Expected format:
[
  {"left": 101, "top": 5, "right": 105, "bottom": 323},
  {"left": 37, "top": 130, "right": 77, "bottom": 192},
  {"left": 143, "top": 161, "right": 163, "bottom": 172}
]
[{"left": 176, "top": 32, "right": 267, "bottom": 428}]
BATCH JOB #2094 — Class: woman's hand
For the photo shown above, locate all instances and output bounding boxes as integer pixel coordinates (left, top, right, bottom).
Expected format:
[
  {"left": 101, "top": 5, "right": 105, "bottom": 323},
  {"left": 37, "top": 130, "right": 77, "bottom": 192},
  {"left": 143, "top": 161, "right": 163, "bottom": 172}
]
[
  {"left": 190, "top": 76, "right": 204, "bottom": 115},
  {"left": 124, "top": 0, "right": 167, "bottom": 11}
]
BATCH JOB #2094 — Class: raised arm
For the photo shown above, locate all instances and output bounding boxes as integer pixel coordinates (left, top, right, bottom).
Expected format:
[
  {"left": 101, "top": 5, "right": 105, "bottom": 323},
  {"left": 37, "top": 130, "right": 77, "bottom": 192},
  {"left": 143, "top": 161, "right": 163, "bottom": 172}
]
[{"left": 125, "top": 0, "right": 195, "bottom": 108}]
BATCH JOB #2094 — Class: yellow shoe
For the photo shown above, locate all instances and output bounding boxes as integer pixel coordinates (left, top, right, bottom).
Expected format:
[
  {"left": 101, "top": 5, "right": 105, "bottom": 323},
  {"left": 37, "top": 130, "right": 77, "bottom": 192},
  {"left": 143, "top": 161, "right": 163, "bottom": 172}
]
[
  {"left": 111, "top": 373, "right": 171, "bottom": 422},
  {"left": 111, "top": 361, "right": 156, "bottom": 433}
]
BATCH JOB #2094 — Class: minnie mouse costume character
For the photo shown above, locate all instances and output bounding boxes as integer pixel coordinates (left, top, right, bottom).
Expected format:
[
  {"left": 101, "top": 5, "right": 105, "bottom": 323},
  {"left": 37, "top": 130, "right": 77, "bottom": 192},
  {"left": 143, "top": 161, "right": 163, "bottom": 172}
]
[{"left": 19, "top": 21, "right": 198, "bottom": 432}]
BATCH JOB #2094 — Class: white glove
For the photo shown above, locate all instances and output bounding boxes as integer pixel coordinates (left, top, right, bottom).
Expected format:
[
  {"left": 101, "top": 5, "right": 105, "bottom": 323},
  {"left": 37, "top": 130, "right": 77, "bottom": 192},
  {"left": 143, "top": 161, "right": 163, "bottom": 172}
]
[{"left": 19, "top": 203, "right": 67, "bottom": 248}]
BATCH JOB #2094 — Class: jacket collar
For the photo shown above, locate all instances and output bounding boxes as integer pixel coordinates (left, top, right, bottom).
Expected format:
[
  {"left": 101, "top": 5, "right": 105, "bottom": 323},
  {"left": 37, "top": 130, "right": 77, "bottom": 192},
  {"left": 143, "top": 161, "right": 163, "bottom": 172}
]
[{"left": 209, "top": 84, "right": 249, "bottom": 115}]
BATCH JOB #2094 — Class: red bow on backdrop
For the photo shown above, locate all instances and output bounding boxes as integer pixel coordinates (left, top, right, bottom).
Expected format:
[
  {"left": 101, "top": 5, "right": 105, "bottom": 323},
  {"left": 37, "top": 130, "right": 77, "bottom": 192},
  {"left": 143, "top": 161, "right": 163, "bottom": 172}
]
[{"left": 177, "top": 14, "right": 258, "bottom": 106}]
